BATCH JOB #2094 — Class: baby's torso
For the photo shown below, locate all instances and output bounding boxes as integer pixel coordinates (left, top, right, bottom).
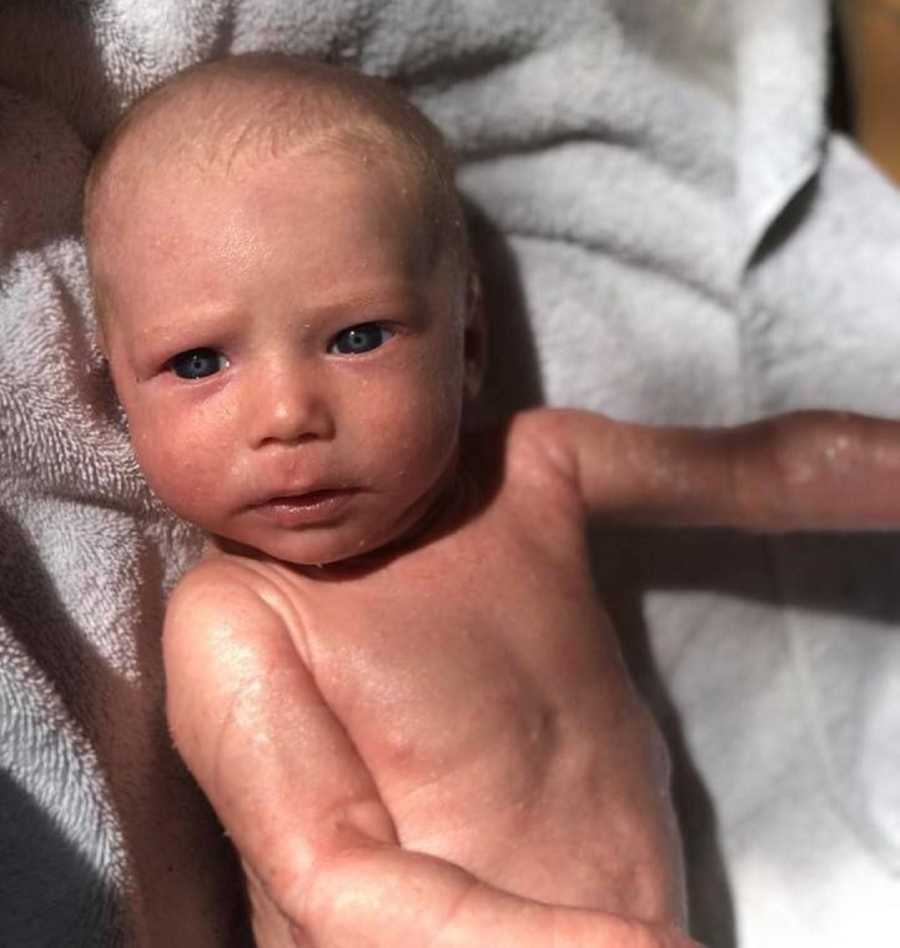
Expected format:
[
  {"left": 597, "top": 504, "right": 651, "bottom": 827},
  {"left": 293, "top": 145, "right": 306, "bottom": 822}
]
[{"left": 222, "top": 420, "right": 683, "bottom": 922}]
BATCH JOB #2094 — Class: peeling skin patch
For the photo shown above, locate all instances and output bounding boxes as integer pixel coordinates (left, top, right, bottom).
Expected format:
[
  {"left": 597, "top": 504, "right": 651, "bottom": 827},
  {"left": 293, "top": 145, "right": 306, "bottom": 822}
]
[
  {"left": 780, "top": 416, "right": 863, "bottom": 487},
  {"left": 785, "top": 462, "right": 816, "bottom": 485},
  {"left": 873, "top": 441, "right": 900, "bottom": 468},
  {"left": 824, "top": 435, "right": 852, "bottom": 464},
  {"left": 656, "top": 465, "right": 693, "bottom": 498},
  {"left": 648, "top": 446, "right": 695, "bottom": 499},
  {"left": 786, "top": 441, "right": 850, "bottom": 486}
]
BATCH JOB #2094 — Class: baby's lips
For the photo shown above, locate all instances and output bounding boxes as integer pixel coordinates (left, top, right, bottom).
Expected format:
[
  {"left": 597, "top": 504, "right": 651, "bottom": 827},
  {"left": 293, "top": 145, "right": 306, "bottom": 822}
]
[{"left": 248, "top": 488, "right": 360, "bottom": 528}]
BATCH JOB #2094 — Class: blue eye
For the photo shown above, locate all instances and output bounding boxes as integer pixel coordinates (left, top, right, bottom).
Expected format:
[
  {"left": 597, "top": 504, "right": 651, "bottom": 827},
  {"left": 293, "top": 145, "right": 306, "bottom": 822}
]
[
  {"left": 329, "top": 323, "right": 393, "bottom": 355},
  {"left": 170, "top": 348, "right": 227, "bottom": 380}
]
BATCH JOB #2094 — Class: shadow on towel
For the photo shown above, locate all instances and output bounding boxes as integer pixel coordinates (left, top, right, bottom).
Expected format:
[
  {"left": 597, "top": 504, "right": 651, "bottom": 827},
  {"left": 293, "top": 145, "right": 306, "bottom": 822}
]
[
  {"left": 0, "top": 2, "right": 231, "bottom": 150},
  {"left": 465, "top": 196, "right": 544, "bottom": 422},
  {"left": 0, "top": 509, "right": 123, "bottom": 746},
  {"left": 600, "top": 527, "right": 900, "bottom": 625},
  {"left": 592, "top": 525, "right": 900, "bottom": 945},
  {"left": 591, "top": 528, "right": 740, "bottom": 947},
  {"left": 0, "top": 767, "right": 124, "bottom": 946}
]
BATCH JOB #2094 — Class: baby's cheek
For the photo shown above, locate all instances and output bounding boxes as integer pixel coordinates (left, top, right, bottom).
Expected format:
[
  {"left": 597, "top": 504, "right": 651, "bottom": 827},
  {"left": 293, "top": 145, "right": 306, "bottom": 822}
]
[
  {"left": 131, "top": 416, "right": 226, "bottom": 520},
  {"left": 388, "top": 385, "right": 461, "bottom": 479}
]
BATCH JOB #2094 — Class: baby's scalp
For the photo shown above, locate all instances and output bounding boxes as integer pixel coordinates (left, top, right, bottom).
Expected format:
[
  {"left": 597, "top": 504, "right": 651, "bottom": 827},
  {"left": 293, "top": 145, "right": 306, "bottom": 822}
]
[{"left": 83, "top": 53, "right": 470, "bottom": 334}]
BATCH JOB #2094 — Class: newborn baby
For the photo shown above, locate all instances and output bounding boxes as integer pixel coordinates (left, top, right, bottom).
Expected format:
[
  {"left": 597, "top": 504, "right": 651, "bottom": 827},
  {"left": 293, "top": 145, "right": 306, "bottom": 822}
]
[{"left": 84, "top": 53, "right": 900, "bottom": 947}]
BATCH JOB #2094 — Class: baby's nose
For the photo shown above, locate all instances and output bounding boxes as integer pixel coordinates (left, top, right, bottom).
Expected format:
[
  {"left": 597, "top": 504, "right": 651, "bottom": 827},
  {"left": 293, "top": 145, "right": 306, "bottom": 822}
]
[{"left": 250, "top": 368, "right": 335, "bottom": 447}]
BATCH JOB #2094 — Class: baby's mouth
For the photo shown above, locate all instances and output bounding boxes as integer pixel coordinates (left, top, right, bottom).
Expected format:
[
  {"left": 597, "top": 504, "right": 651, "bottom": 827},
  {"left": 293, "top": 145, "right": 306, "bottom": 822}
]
[
  {"left": 251, "top": 488, "right": 359, "bottom": 526},
  {"left": 267, "top": 488, "right": 352, "bottom": 507}
]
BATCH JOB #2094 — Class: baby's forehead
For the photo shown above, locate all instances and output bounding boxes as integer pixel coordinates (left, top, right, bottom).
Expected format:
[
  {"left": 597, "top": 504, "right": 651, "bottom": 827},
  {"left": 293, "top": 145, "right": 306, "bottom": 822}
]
[
  {"left": 93, "top": 141, "right": 448, "bottom": 312},
  {"left": 94, "top": 98, "right": 435, "bottom": 249},
  {"left": 86, "top": 56, "right": 467, "bottom": 308},
  {"left": 103, "top": 137, "right": 434, "bottom": 267}
]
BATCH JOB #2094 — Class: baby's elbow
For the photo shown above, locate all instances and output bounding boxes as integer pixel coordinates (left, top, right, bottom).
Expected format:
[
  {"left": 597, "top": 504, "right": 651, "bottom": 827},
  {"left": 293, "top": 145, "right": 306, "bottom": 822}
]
[
  {"left": 295, "top": 842, "right": 388, "bottom": 943},
  {"left": 273, "top": 806, "right": 397, "bottom": 937}
]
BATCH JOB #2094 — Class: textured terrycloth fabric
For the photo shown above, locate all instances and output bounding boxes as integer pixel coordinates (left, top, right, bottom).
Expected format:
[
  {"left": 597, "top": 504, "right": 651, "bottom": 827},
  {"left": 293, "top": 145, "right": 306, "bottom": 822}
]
[{"left": 2, "top": 1, "right": 899, "bottom": 945}]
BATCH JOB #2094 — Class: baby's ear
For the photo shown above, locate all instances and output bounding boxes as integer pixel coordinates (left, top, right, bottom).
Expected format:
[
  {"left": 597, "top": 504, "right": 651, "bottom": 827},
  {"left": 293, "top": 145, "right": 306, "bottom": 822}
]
[{"left": 463, "top": 270, "right": 486, "bottom": 402}]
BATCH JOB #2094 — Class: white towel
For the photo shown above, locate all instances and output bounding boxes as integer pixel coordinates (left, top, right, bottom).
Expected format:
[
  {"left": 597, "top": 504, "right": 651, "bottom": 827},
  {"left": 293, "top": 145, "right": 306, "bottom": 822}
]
[{"left": 2, "top": 1, "right": 899, "bottom": 944}]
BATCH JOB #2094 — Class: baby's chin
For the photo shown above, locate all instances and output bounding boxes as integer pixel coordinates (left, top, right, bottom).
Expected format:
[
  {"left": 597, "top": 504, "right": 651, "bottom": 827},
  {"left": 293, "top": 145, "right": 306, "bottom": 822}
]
[
  {"left": 208, "top": 482, "right": 456, "bottom": 570},
  {"left": 208, "top": 526, "right": 394, "bottom": 569},
  {"left": 207, "top": 507, "right": 432, "bottom": 569}
]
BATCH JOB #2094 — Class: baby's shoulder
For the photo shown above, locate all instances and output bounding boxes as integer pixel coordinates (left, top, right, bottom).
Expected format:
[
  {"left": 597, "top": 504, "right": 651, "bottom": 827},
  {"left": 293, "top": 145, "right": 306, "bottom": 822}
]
[
  {"left": 169, "top": 552, "right": 276, "bottom": 612},
  {"left": 163, "top": 554, "right": 319, "bottom": 717},
  {"left": 164, "top": 554, "right": 301, "bottom": 656},
  {"left": 494, "top": 408, "right": 582, "bottom": 482},
  {"left": 466, "top": 408, "right": 586, "bottom": 511}
]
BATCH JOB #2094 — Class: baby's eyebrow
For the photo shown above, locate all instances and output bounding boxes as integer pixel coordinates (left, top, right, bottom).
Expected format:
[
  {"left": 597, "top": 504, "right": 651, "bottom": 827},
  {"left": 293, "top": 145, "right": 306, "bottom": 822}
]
[
  {"left": 294, "top": 284, "right": 426, "bottom": 318},
  {"left": 133, "top": 302, "right": 243, "bottom": 341},
  {"left": 120, "top": 309, "right": 240, "bottom": 369}
]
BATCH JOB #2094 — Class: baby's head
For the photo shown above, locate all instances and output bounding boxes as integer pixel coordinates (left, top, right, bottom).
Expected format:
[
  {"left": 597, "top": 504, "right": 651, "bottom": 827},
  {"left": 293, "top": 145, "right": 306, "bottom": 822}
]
[{"left": 84, "top": 54, "right": 483, "bottom": 566}]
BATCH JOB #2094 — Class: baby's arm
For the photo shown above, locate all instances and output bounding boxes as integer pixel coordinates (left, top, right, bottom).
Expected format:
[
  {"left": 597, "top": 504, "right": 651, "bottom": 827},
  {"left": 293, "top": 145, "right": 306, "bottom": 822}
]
[
  {"left": 164, "top": 561, "right": 697, "bottom": 948},
  {"left": 539, "top": 408, "right": 900, "bottom": 531}
]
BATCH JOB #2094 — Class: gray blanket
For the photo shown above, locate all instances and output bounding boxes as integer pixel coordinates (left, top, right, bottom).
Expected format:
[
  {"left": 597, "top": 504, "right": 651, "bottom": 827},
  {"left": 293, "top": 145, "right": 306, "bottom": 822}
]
[{"left": 2, "top": 1, "right": 899, "bottom": 944}]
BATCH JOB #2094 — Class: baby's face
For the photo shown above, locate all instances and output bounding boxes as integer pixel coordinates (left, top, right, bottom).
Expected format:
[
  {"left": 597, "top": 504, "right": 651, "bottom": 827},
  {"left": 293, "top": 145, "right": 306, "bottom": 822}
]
[{"left": 98, "top": 147, "right": 472, "bottom": 565}]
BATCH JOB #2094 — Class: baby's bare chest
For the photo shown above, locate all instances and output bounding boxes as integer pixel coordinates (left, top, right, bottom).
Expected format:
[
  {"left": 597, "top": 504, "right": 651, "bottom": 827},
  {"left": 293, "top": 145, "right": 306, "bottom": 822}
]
[
  {"left": 265, "top": 495, "right": 676, "bottom": 912},
  {"left": 287, "top": 501, "right": 642, "bottom": 822}
]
